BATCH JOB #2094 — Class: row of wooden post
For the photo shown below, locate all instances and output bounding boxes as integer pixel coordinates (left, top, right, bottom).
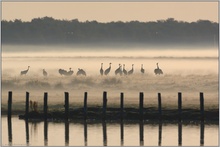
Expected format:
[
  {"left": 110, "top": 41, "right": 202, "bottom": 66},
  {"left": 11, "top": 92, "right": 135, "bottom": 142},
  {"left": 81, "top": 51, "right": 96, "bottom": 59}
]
[{"left": 7, "top": 91, "right": 205, "bottom": 120}]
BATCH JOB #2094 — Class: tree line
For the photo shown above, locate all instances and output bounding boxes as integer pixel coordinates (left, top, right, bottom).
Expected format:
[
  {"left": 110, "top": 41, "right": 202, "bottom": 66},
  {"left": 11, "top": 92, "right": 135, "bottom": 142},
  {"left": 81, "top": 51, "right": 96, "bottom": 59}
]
[{"left": 2, "top": 17, "right": 219, "bottom": 46}]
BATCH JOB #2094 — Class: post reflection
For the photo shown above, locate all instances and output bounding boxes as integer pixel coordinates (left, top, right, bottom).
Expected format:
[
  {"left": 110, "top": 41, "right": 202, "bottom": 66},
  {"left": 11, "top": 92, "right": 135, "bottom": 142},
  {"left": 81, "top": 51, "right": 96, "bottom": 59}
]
[
  {"left": 15, "top": 118, "right": 210, "bottom": 146},
  {"left": 178, "top": 121, "right": 182, "bottom": 146},
  {"left": 102, "top": 121, "right": 107, "bottom": 146},
  {"left": 200, "top": 121, "right": 205, "bottom": 146},
  {"left": 44, "top": 120, "right": 48, "bottom": 146},
  {"left": 7, "top": 117, "right": 12, "bottom": 145},
  {"left": 65, "top": 120, "right": 69, "bottom": 146},
  {"left": 120, "top": 121, "right": 124, "bottom": 146},
  {"left": 158, "top": 122, "right": 162, "bottom": 146},
  {"left": 25, "top": 119, "right": 29, "bottom": 145},
  {"left": 139, "top": 121, "right": 144, "bottom": 146},
  {"left": 84, "top": 121, "right": 87, "bottom": 146}
]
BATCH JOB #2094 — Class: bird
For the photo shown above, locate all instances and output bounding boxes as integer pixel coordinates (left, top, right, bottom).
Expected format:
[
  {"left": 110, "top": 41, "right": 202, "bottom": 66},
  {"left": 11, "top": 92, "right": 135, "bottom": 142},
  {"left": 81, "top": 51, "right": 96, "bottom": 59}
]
[
  {"left": 123, "top": 64, "right": 127, "bottom": 75},
  {"left": 154, "top": 63, "right": 163, "bottom": 75},
  {"left": 20, "top": 66, "right": 30, "bottom": 76},
  {"left": 141, "top": 64, "right": 145, "bottom": 74},
  {"left": 128, "top": 64, "right": 134, "bottom": 75},
  {"left": 58, "top": 69, "right": 67, "bottom": 75},
  {"left": 66, "top": 68, "right": 74, "bottom": 76},
  {"left": 115, "top": 64, "right": 122, "bottom": 76},
  {"left": 76, "top": 68, "right": 86, "bottom": 76},
  {"left": 100, "top": 63, "right": 104, "bottom": 76},
  {"left": 104, "top": 63, "right": 112, "bottom": 75},
  {"left": 43, "top": 69, "right": 48, "bottom": 77}
]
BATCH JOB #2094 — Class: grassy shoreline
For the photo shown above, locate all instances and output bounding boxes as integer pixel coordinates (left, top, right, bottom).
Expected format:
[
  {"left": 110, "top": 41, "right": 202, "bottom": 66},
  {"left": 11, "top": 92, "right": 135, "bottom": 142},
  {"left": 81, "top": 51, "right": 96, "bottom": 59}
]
[{"left": 2, "top": 107, "right": 217, "bottom": 122}]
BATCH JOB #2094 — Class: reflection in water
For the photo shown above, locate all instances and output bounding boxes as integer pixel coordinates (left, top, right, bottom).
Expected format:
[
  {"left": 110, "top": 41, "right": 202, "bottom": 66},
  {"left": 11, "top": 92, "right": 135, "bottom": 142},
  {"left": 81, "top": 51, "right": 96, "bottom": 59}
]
[
  {"left": 120, "top": 121, "right": 124, "bottom": 146},
  {"left": 139, "top": 121, "right": 144, "bottom": 146},
  {"left": 7, "top": 117, "right": 12, "bottom": 145},
  {"left": 65, "top": 120, "right": 69, "bottom": 146},
  {"left": 25, "top": 119, "right": 29, "bottom": 145},
  {"left": 178, "top": 122, "right": 182, "bottom": 146},
  {"left": 44, "top": 120, "right": 48, "bottom": 146},
  {"left": 200, "top": 122, "right": 205, "bottom": 146},
  {"left": 158, "top": 122, "right": 162, "bottom": 146},
  {"left": 5, "top": 117, "right": 217, "bottom": 146},
  {"left": 102, "top": 121, "right": 107, "bottom": 146},
  {"left": 84, "top": 121, "right": 87, "bottom": 146}
]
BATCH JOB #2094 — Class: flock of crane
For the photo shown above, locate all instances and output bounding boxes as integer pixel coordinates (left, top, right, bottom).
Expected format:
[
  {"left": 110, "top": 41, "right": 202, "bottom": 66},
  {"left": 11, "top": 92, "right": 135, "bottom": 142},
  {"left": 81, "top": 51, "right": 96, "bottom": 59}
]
[{"left": 20, "top": 63, "right": 163, "bottom": 77}]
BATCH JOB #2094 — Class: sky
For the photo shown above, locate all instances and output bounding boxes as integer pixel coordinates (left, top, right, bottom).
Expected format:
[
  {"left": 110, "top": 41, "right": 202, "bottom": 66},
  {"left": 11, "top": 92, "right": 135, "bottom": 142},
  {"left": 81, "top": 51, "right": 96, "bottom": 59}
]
[{"left": 2, "top": 2, "right": 218, "bottom": 23}]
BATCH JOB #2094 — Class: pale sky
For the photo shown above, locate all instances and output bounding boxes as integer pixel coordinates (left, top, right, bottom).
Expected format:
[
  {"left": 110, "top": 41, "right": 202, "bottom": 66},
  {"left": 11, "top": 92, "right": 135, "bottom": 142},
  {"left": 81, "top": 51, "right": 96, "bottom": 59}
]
[{"left": 2, "top": 2, "right": 219, "bottom": 22}]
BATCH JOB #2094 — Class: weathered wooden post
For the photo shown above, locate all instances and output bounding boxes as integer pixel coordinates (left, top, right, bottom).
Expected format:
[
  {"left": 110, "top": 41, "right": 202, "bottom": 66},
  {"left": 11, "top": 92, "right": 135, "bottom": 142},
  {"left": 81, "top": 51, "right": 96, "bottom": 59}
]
[
  {"left": 120, "top": 92, "right": 124, "bottom": 120},
  {"left": 84, "top": 92, "right": 87, "bottom": 120},
  {"left": 200, "top": 92, "right": 204, "bottom": 121},
  {"left": 103, "top": 91, "right": 107, "bottom": 120},
  {"left": 178, "top": 92, "right": 182, "bottom": 120},
  {"left": 8, "top": 91, "right": 12, "bottom": 119},
  {"left": 25, "top": 92, "right": 29, "bottom": 119},
  {"left": 139, "top": 92, "right": 144, "bottom": 120},
  {"left": 64, "top": 92, "right": 69, "bottom": 120},
  {"left": 44, "top": 92, "right": 48, "bottom": 120},
  {"left": 158, "top": 93, "right": 162, "bottom": 119}
]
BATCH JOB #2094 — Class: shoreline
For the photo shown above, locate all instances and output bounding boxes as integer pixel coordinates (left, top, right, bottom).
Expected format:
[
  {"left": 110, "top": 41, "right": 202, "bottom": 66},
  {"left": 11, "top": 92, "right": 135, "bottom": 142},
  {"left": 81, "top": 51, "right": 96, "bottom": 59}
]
[{"left": 2, "top": 107, "right": 218, "bottom": 122}]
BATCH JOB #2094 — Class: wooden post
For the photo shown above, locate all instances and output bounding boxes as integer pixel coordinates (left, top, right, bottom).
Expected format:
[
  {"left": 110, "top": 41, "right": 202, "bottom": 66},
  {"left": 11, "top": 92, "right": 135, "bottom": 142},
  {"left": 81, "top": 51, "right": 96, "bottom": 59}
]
[
  {"left": 139, "top": 92, "right": 144, "bottom": 121},
  {"left": 64, "top": 92, "right": 69, "bottom": 120},
  {"left": 8, "top": 91, "right": 12, "bottom": 119},
  {"left": 120, "top": 92, "right": 124, "bottom": 120},
  {"left": 44, "top": 92, "right": 48, "bottom": 120},
  {"left": 84, "top": 92, "right": 87, "bottom": 120},
  {"left": 103, "top": 91, "right": 107, "bottom": 120},
  {"left": 178, "top": 92, "right": 182, "bottom": 120},
  {"left": 25, "top": 92, "right": 29, "bottom": 119},
  {"left": 158, "top": 93, "right": 162, "bottom": 118},
  {"left": 200, "top": 92, "right": 204, "bottom": 121}
]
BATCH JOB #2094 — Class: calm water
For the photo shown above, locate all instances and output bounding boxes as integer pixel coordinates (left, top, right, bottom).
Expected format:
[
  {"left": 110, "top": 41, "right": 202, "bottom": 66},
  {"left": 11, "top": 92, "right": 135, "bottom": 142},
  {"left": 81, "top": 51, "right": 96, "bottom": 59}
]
[{"left": 1, "top": 116, "right": 218, "bottom": 146}]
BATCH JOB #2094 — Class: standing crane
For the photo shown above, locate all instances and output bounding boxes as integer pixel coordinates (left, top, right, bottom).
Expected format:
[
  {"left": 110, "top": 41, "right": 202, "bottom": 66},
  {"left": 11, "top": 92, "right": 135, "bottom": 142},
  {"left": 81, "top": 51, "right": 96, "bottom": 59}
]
[
  {"left": 104, "top": 63, "right": 112, "bottom": 75},
  {"left": 43, "top": 69, "right": 48, "bottom": 77},
  {"left": 20, "top": 66, "right": 30, "bottom": 76},
  {"left": 128, "top": 64, "right": 134, "bottom": 75},
  {"left": 141, "top": 64, "right": 145, "bottom": 74},
  {"left": 100, "top": 63, "right": 104, "bottom": 76}
]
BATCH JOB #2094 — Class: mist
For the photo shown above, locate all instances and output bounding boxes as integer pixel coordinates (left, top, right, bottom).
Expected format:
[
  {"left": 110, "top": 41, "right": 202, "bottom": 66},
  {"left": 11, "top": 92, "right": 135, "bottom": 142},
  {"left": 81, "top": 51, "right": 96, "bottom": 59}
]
[{"left": 1, "top": 45, "right": 218, "bottom": 112}]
